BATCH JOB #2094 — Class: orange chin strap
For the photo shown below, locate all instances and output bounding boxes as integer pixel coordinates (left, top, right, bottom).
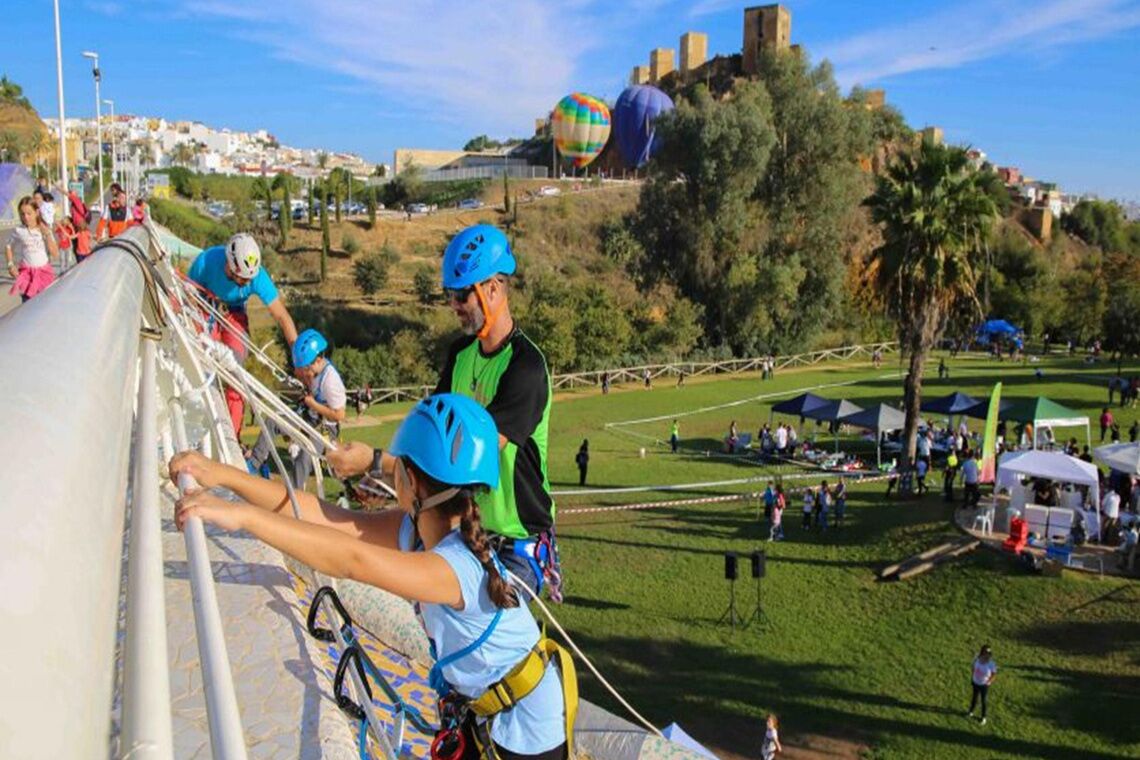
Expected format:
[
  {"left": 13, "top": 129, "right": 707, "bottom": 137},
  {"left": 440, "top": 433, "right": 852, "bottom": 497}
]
[{"left": 473, "top": 281, "right": 507, "bottom": 341}]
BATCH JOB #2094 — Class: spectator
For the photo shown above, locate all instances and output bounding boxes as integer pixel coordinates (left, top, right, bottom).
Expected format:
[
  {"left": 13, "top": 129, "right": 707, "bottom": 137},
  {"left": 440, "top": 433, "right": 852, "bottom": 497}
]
[
  {"left": 775, "top": 423, "right": 788, "bottom": 455},
  {"left": 73, "top": 218, "right": 93, "bottom": 262},
  {"left": 600, "top": 371, "right": 610, "bottom": 395},
  {"left": 727, "top": 420, "right": 739, "bottom": 452},
  {"left": 576, "top": 439, "right": 589, "bottom": 487},
  {"left": 670, "top": 419, "right": 680, "bottom": 454},
  {"left": 1080, "top": 446, "right": 1093, "bottom": 463},
  {"left": 961, "top": 450, "right": 980, "bottom": 508},
  {"left": 916, "top": 458, "right": 929, "bottom": 495},
  {"left": 1102, "top": 488, "right": 1121, "bottom": 539},
  {"left": 1129, "top": 420, "right": 1138, "bottom": 443},
  {"left": 762, "top": 480, "right": 776, "bottom": 523},
  {"left": 1111, "top": 423, "right": 1121, "bottom": 443},
  {"left": 801, "top": 488, "right": 813, "bottom": 530},
  {"left": 676, "top": 371, "right": 685, "bottom": 388},
  {"left": 967, "top": 645, "right": 997, "bottom": 725},
  {"left": 5, "top": 196, "right": 58, "bottom": 303},
  {"left": 96, "top": 183, "right": 131, "bottom": 240},
  {"left": 643, "top": 367, "right": 652, "bottom": 389},
  {"left": 943, "top": 449, "right": 959, "bottom": 503},
  {"left": 761, "top": 714, "right": 783, "bottom": 760},
  {"left": 1100, "top": 407, "right": 1114, "bottom": 442},
  {"left": 769, "top": 486, "right": 785, "bottom": 542},
  {"left": 817, "top": 480, "right": 831, "bottom": 531},
  {"left": 833, "top": 477, "right": 847, "bottom": 528}
]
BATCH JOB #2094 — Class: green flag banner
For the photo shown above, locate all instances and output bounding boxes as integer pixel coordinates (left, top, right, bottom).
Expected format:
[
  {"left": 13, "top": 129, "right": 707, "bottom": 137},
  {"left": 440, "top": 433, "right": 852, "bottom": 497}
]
[{"left": 980, "top": 382, "right": 1002, "bottom": 483}]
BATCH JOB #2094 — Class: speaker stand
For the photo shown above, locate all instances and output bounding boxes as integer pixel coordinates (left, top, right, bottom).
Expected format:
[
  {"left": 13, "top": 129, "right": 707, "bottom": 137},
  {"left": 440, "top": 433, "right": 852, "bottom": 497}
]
[
  {"left": 745, "top": 576, "right": 769, "bottom": 628},
  {"left": 717, "top": 577, "right": 742, "bottom": 628}
]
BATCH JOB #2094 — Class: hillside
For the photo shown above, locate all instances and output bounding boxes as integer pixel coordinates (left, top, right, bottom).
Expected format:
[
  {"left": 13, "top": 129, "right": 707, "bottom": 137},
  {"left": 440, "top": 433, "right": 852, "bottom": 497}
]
[{"left": 0, "top": 79, "right": 48, "bottom": 158}]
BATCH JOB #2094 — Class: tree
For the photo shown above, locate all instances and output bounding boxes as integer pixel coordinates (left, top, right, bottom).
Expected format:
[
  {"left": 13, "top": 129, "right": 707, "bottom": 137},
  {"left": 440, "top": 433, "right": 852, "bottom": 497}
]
[
  {"left": 250, "top": 177, "right": 270, "bottom": 220},
  {"left": 632, "top": 82, "right": 777, "bottom": 348},
  {"left": 367, "top": 188, "right": 377, "bottom": 228},
  {"left": 1103, "top": 286, "right": 1140, "bottom": 373},
  {"left": 171, "top": 142, "right": 195, "bottom": 168},
  {"left": 503, "top": 173, "right": 511, "bottom": 213},
  {"left": 865, "top": 141, "right": 997, "bottom": 474},
  {"left": 307, "top": 183, "right": 315, "bottom": 227},
  {"left": 0, "top": 76, "right": 32, "bottom": 110},
  {"left": 1062, "top": 199, "right": 1133, "bottom": 254},
  {"left": 413, "top": 264, "right": 436, "bottom": 304},
  {"left": 319, "top": 200, "right": 330, "bottom": 282},
  {"left": 316, "top": 151, "right": 329, "bottom": 170},
  {"left": 272, "top": 172, "right": 293, "bottom": 245},
  {"left": 353, "top": 249, "right": 395, "bottom": 300},
  {"left": 0, "top": 131, "right": 25, "bottom": 162}
]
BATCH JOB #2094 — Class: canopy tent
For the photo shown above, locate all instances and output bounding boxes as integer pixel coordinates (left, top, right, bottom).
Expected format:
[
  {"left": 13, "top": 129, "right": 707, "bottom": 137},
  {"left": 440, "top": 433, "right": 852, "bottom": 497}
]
[
  {"left": 977, "top": 319, "right": 1020, "bottom": 337},
  {"left": 770, "top": 392, "right": 828, "bottom": 418},
  {"left": 803, "top": 399, "right": 865, "bottom": 452},
  {"left": 996, "top": 450, "right": 1101, "bottom": 538},
  {"left": 962, "top": 397, "right": 1014, "bottom": 420},
  {"left": 840, "top": 403, "right": 905, "bottom": 466},
  {"left": 921, "top": 391, "right": 979, "bottom": 415},
  {"left": 1002, "top": 397, "right": 1090, "bottom": 450},
  {"left": 1095, "top": 442, "right": 1140, "bottom": 475},
  {"left": 661, "top": 724, "right": 717, "bottom": 759}
]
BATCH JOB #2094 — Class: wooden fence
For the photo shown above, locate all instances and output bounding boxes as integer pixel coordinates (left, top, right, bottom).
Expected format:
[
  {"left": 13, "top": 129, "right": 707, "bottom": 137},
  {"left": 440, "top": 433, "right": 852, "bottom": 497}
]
[{"left": 355, "top": 341, "right": 898, "bottom": 405}]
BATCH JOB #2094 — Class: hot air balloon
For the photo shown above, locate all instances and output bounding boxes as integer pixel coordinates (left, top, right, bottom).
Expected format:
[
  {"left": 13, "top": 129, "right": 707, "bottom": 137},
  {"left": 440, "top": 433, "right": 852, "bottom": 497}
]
[
  {"left": 613, "top": 85, "right": 674, "bottom": 168},
  {"left": 552, "top": 93, "right": 611, "bottom": 169}
]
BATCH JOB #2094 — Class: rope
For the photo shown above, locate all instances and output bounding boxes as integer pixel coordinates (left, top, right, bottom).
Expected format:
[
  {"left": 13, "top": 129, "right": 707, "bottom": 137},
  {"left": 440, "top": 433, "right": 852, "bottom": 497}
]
[{"left": 508, "top": 570, "right": 664, "bottom": 739}]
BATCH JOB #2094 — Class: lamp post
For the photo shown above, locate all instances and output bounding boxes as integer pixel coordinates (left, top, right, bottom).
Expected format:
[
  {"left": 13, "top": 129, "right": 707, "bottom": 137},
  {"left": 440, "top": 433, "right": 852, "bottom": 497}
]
[
  {"left": 52, "top": 0, "right": 70, "bottom": 222},
  {"left": 81, "top": 51, "right": 104, "bottom": 208},
  {"left": 103, "top": 99, "right": 116, "bottom": 190}
]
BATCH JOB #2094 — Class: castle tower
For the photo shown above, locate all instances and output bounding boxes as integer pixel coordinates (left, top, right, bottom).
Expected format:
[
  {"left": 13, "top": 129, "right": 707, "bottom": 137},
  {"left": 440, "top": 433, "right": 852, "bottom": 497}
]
[
  {"left": 743, "top": 4, "right": 791, "bottom": 76},
  {"left": 650, "top": 48, "right": 676, "bottom": 82},
  {"left": 631, "top": 65, "right": 650, "bottom": 85},
  {"left": 680, "top": 32, "right": 708, "bottom": 73}
]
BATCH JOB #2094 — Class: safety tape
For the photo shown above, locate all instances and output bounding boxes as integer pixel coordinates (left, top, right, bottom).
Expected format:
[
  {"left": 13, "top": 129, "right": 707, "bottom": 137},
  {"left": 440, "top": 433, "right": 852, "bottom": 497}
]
[{"left": 559, "top": 473, "right": 897, "bottom": 515}]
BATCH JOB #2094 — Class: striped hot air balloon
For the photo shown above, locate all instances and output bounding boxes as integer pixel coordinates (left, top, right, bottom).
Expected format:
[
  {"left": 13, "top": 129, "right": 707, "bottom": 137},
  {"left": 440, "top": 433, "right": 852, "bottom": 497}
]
[{"left": 552, "top": 93, "right": 611, "bottom": 168}]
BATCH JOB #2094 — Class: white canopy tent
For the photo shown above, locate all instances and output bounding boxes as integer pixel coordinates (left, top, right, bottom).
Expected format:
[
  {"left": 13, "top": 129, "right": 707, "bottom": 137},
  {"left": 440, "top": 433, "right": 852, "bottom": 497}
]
[
  {"left": 997, "top": 450, "right": 1101, "bottom": 538},
  {"left": 1095, "top": 442, "right": 1140, "bottom": 475}
]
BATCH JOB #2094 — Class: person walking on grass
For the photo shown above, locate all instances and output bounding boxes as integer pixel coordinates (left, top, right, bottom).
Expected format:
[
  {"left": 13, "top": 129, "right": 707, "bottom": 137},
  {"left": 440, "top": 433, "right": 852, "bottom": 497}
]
[
  {"left": 761, "top": 714, "right": 782, "bottom": 760},
  {"left": 670, "top": 419, "right": 680, "bottom": 454},
  {"left": 762, "top": 480, "right": 776, "bottom": 523},
  {"left": 801, "top": 488, "right": 813, "bottom": 531},
  {"left": 575, "top": 440, "right": 589, "bottom": 487},
  {"left": 1100, "top": 407, "right": 1114, "bottom": 442},
  {"left": 769, "top": 486, "right": 785, "bottom": 541},
  {"left": 916, "top": 457, "right": 929, "bottom": 495},
  {"left": 967, "top": 645, "right": 997, "bottom": 725}
]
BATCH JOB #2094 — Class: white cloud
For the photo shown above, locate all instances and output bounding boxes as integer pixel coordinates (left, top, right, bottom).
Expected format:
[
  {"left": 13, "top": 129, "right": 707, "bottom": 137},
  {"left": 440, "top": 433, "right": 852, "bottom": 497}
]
[
  {"left": 819, "top": 0, "right": 1140, "bottom": 89},
  {"left": 179, "top": 0, "right": 590, "bottom": 139}
]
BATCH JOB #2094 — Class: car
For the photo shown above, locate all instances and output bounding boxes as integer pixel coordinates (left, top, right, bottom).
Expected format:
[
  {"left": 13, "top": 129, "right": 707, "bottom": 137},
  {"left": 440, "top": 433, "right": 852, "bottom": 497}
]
[
  {"left": 407, "top": 203, "right": 429, "bottom": 214},
  {"left": 291, "top": 206, "right": 306, "bottom": 220},
  {"left": 457, "top": 198, "right": 483, "bottom": 210},
  {"left": 537, "top": 185, "right": 561, "bottom": 197}
]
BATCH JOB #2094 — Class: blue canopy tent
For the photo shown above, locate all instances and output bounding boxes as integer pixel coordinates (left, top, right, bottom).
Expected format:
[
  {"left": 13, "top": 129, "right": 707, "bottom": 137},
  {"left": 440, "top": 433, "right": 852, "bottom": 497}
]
[
  {"left": 978, "top": 319, "right": 1020, "bottom": 337},
  {"left": 803, "top": 399, "right": 865, "bottom": 452},
  {"left": 920, "top": 391, "right": 979, "bottom": 415},
  {"left": 840, "top": 403, "right": 906, "bottom": 466},
  {"left": 768, "top": 392, "right": 828, "bottom": 429}
]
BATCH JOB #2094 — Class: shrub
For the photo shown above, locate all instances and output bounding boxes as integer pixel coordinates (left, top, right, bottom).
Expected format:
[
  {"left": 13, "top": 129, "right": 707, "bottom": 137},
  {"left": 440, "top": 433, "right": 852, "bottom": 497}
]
[
  {"left": 148, "top": 198, "right": 230, "bottom": 248},
  {"left": 413, "top": 265, "right": 437, "bottom": 304},
  {"left": 353, "top": 247, "right": 398, "bottom": 299},
  {"left": 342, "top": 233, "right": 361, "bottom": 256}
]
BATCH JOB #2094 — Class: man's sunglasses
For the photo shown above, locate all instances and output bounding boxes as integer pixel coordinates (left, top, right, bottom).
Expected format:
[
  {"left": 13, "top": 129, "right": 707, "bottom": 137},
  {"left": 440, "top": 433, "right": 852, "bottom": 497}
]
[{"left": 444, "top": 285, "right": 476, "bottom": 303}]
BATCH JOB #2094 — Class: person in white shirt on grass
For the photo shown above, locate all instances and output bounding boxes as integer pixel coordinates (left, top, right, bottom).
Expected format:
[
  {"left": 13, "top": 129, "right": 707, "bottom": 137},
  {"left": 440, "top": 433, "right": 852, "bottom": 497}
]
[
  {"left": 1102, "top": 489, "right": 1121, "bottom": 537},
  {"left": 967, "top": 644, "right": 997, "bottom": 725}
]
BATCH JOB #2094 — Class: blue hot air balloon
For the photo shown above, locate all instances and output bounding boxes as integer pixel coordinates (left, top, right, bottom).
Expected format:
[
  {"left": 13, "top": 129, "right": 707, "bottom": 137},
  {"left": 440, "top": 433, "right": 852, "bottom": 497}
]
[{"left": 612, "top": 85, "right": 675, "bottom": 168}]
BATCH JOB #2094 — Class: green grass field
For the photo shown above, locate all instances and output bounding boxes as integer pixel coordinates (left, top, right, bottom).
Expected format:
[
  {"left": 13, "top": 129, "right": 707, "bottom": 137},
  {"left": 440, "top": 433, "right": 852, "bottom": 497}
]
[{"left": 332, "top": 352, "right": 1140, "bottom": 759}]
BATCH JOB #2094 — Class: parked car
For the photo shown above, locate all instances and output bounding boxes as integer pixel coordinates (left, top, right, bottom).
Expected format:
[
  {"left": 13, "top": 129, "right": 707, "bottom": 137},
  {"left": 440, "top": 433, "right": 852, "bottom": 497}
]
[
  {"left": 407, "top": 203, "right": 429, "bottom": 214},
  {"left": 537, "top": 185, "right": 561, "bottom": 197},
  {"left": 457, "top": 198, "right": 483, "bottom": 210}
]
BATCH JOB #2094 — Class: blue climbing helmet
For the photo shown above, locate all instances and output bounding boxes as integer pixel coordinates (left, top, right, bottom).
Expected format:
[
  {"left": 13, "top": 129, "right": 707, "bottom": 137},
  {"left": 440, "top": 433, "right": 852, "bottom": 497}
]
[
  {"left": 292, "top": 328, "right": 328, "bottom": 369},
  {"left": 389, "top": 393, "right": 499, "bottom": 490},
  {"left": 441, "top": 224, "right": 516, "bottom": 289}
]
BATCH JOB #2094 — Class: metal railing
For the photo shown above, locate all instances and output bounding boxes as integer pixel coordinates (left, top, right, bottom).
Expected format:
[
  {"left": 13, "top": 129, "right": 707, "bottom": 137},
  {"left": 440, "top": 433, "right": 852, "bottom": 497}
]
[{"left": 353, "top": 341, "right": 898, "bottom": 404}]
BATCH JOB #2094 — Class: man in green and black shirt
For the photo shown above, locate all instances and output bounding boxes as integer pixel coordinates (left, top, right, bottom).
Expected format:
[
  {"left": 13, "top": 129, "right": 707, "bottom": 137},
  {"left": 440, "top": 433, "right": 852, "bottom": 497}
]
[{"left": 328, "top": 224, "right": 560, "bottom": 596}]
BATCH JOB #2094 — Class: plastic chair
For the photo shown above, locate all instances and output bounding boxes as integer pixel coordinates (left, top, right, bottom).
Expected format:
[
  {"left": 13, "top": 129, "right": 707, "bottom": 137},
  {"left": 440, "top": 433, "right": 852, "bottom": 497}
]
[
  {"left": 1003, "top": 517, "right": 1029, "bottom": 553},
  {"left": 972, "top": 504, "right": 995, "bottom": 536}
]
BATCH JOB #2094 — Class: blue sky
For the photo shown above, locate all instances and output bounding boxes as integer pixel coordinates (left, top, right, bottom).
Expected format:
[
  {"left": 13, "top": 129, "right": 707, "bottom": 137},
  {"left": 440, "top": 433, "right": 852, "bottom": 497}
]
[{"left": 7, "top": 0, "right": 1140, "bottom": 199}]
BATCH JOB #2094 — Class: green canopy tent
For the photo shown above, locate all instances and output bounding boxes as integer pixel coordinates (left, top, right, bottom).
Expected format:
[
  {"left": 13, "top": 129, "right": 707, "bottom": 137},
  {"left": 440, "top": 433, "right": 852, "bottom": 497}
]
[{"left": 1003, "top": 397, "right": 1090, "bottom": 450}]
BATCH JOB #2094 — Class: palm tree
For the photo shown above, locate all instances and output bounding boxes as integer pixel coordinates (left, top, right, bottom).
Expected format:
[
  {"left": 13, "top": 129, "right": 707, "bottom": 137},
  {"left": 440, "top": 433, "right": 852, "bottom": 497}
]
[
  {"left": 0, "top": 131, "right": 26, "bottom": 163},
  {"left": 316, "top": 151, "right": 329, "bottom": 171},
  {"left": 171, "top": 143, "right": 195, "bottom": 168},
  {"left": 865, "top": 142, "right": 997, "bottom": 474}
]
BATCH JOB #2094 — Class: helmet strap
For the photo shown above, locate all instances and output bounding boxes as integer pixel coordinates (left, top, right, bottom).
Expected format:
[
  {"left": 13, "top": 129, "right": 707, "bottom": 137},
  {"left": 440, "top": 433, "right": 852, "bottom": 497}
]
[{"left": 473, "top": 281, "right": 507, "bottom": 341}]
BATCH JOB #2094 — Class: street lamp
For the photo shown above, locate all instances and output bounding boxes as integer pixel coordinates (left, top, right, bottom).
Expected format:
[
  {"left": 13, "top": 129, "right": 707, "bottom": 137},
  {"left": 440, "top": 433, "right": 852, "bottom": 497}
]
[
  {"left": 103, "top": 99, "right": 115, "bottom": 189},
  {"left": 52, "top": 0, "right": 70, "bottom": 223},
  {"left": 81, "top": 50, "right": 104, "bottom": 207}
]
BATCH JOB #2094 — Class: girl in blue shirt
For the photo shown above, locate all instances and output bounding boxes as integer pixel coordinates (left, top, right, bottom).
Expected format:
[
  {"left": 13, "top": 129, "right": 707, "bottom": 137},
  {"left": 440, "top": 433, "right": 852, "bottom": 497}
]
[{"left": 172, "top": 393, "right": 574, "bottom": 759}]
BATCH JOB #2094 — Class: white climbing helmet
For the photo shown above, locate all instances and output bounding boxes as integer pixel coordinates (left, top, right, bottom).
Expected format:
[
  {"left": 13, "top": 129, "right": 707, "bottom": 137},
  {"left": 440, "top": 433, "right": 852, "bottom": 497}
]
[{"left": 225, "top": 233, "right": 261, "bottom": 279}]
